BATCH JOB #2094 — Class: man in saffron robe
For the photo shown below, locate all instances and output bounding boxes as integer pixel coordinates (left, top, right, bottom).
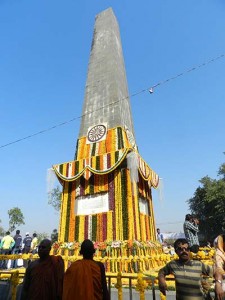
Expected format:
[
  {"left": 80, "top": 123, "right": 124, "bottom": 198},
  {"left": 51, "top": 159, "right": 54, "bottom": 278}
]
[
  {"left": 63, "top": 239, "right": 109, "bottom": 300},
  {"left": 21, "top": 239, "right": 64, "bottom": 300}
]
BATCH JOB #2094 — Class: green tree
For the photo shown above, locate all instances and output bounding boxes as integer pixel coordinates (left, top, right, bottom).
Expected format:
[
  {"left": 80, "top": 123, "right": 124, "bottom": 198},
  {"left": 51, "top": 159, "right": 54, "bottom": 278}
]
[
  {"left": 8, "top": 207, "right": 25, "bottom": 232},
  {"left": 218, "top": 161, "right": 225, "bottom": 179},
  {"left": 51, "top": 228, "right": 58, "bottom": 244},
  {"left": 187, "top": 159, "right": 225, "bottom": 241},
  {"left": 36, "top": 232, "right": 49, "bottom": 243},
  {"left": 0, "top": 219, "right": 4, "bottom": 237},
  {"left": 48, "top": 186, "right": 62, "bottom": 212}
]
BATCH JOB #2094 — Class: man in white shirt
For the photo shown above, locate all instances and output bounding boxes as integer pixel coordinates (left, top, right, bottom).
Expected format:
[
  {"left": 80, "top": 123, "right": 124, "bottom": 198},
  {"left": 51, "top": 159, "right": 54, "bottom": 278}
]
[{"left": 157, "top": 228, "right": 164, "bottom": 244}]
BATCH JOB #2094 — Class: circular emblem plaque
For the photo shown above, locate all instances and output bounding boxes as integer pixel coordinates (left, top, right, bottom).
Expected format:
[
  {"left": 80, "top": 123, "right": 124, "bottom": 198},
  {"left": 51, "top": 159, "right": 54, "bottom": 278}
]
[{"left": 87, "top": 124, "right": 107, "bottom": 142}]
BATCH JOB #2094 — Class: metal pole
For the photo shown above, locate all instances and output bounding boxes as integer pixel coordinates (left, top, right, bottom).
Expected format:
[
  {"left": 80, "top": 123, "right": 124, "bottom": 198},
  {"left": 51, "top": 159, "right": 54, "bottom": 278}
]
[
  {"left": 108, "top": 277, "right": 111, "bottom": 300},
  {"left": 129, "top": 277, "right": 133, "bottom": 300}
]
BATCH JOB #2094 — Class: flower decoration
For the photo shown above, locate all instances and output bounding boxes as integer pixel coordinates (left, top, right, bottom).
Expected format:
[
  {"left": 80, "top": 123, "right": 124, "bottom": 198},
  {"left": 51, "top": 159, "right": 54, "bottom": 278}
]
[{"left": 111, "top": 241, "right": 121, "bottom": 248}]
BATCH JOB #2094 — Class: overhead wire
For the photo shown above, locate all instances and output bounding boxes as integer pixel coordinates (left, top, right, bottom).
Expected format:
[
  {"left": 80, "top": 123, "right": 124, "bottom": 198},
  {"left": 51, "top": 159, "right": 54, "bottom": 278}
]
[
  {"left": 148, "top": 53, "right": 225, "bottom": 93},
  {"left": 0, "top": 53, "right": 224, "bottom": 149},
  {"left": 0, "top": 98, "right": 126, "bottom": 149}
]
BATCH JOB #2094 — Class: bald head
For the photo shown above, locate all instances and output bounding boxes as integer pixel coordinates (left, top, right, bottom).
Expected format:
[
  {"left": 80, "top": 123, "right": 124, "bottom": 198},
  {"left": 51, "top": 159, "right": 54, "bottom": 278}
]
[
  {"left": 80, "top": 239, "right": 95, "bottom": 259},
  {"left": 38, "top": 239, "right": 51, "bottom": 259}
]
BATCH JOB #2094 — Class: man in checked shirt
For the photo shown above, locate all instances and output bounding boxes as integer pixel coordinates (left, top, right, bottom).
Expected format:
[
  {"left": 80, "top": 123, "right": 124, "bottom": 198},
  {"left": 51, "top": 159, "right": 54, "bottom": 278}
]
[{"left": 183, "top": 214, "right": 200, "bottom": 253}]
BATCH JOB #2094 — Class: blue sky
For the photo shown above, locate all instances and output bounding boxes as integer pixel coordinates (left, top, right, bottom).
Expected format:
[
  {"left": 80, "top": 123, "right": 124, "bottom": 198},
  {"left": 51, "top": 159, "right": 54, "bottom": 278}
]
[{"left": 0, "top": 0, "right": 225, "bottom": 237}]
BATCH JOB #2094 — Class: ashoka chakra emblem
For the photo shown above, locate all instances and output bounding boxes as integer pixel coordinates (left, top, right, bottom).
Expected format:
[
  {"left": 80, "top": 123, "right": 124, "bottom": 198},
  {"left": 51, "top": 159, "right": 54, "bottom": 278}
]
[{"left": 87, "top": 124, "right": 107, "bottom": 142}]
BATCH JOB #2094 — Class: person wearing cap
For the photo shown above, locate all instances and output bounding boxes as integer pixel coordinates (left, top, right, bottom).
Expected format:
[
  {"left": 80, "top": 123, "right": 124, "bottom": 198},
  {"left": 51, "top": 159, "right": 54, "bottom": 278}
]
[
  {"left": 183, "top": 214, "right": 200, "bottom": 253},
  {"left": 21, "top": 239, "right": 64, "bottom": 300},
  {"left": 22, "top": 232, "right": 32, "bottom": 254},
  {"left": 63, "top": 239, "right": 109, "bottom": 300},
  {"left": 22, "top": 232, "right": 33, "bottom": 268}
]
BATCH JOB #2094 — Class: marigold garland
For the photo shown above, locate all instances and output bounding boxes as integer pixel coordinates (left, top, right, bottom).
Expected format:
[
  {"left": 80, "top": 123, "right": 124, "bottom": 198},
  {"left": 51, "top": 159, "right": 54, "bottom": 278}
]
[
  {"left": 84, "top": 215, "right": 88, "bottom": 239},
  {"left": 92, "top": 215, "right": 97, "bottom": 241},
  {"left": 74, "top": 216, "right": 79, "bottom": 241},
  {"left": 78, "top": 215, "right": 85, "bottom": 242},
  {"left": 65, "top": 182, "right": 72, "bottom": 241},
  {"left": 126, "top": 169, "right": 134, "bottom": 240},
  {"left": 121, "top": 168, "right": 128, "bottom": 240},
  {"left": 56, "top": 126, "right": 160, "bottom": 245}
]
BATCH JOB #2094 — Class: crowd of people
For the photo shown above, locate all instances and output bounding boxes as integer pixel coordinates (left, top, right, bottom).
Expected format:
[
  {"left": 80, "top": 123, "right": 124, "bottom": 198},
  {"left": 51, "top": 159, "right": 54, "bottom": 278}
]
[
  {"left": 0, "top": 230, "right": 38, "bottom": 269},
  {"left": 1, "top": 217, "right": 225, "bottom": 299},
  {"left": 20, "top": 231, "right": 225, "bottom": 299}
]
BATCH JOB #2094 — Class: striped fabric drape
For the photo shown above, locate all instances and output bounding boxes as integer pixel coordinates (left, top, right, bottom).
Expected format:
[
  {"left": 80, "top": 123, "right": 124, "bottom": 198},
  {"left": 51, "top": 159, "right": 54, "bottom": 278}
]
[{"left": 56, "top": 126, "right": 159, "bottom": 243}]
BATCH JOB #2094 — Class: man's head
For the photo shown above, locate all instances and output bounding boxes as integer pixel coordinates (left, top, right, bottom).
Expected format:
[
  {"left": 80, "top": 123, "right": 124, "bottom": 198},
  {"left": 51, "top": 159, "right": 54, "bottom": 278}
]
[
  {"left": 80, "top": 239, "right": 95, "bottom": 259},
  {"left": 6, "top": 231, "right": 10, "bottom": 235},
  {"left": 26, "top": 232, "right": 29, "bottom": 236},
  {"left": 16, "top": 230, "right": 20, "bottom": 235},
  {"left": 174, "top": 238, "right": 190, "bottom": 262},
  {"left": 38, "top": 239, "right": 51, "bottom": 259},
  {"left": 185, "top": 214, "right": 193, "bottom": 221},
  {"left": 157, "top": 228, "right": 160, "bottom": 233},
  {"left": 33, "top": 233, "right": 37, "bottom": 237}
]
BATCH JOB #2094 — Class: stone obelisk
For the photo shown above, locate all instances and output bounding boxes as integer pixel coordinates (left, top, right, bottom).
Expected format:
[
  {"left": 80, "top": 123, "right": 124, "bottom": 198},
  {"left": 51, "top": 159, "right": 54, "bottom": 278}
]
[
  {"left": 53, "top": 8, "right": 159, "bottom": 245},
  {"left": 77, "top": 7, "right": 134, "bottom": 143}
]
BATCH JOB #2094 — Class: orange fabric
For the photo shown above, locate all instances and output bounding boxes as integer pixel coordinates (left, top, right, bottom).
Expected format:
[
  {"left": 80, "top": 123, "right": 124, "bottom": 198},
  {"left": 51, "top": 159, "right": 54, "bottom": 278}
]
[
  {"left": 63, "top": 259, "right": 103, "bottom": 300},
  {"left": 21, "top": 255, "right": 64, "bottom": 300}
]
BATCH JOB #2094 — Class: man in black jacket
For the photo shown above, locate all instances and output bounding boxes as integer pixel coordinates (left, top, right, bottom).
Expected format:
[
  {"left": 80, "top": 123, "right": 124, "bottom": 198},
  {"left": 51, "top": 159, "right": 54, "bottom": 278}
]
[
  {"left": 11, "top": 229, "right": 22, "bottom": 268},
  {"left": 22, "top": 232, "right": 32, "bottom": 268},
  {"left": 22, "top": 232, "right": 32, "bottom": 254}
]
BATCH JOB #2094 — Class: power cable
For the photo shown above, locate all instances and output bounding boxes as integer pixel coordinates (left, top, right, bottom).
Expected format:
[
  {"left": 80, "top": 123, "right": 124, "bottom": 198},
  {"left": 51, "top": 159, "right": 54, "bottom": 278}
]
[
  {"left": 0, "top": 53, "right": 224, "bottom": 149},
  {"left": 148, "top": 53, "right": 225, "bottom": 93},
  {"left": 0, "top": 98, "right": 125, "bottom": 149}
]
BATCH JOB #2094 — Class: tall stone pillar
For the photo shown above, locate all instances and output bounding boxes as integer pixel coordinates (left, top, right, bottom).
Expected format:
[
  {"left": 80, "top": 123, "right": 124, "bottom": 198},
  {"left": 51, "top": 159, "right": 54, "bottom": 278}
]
[
  {"left": 77, "top": 7, "right": 134, "bottom": 144},
  {"left": 53, "top": 8, "right": 159, "bottom": 247}
]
